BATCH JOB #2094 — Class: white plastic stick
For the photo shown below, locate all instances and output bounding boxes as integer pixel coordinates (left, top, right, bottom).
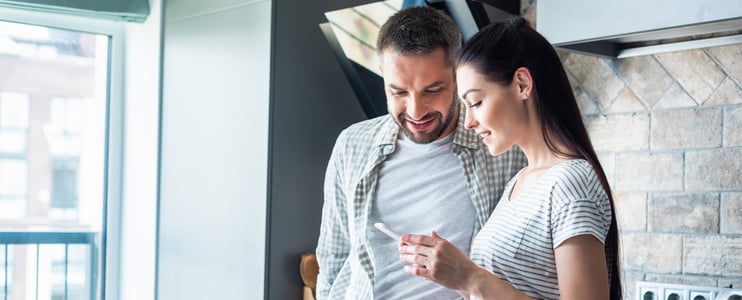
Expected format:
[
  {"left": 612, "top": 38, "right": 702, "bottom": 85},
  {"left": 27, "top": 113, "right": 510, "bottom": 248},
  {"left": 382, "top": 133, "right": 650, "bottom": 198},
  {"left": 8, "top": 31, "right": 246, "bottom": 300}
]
[{"left": 374, "top": 222, "right": 401, "bottom": 240}]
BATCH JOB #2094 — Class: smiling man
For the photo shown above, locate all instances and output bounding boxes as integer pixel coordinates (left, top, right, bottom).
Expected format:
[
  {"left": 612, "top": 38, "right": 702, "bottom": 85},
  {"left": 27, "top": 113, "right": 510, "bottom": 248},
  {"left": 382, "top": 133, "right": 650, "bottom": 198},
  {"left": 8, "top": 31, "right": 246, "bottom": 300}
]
[
  {"left": 382, "top": 46, "right": 457, "bottom": 144},
  {"left": 315, "top": 6, "right": 526, "bottom": 300}
]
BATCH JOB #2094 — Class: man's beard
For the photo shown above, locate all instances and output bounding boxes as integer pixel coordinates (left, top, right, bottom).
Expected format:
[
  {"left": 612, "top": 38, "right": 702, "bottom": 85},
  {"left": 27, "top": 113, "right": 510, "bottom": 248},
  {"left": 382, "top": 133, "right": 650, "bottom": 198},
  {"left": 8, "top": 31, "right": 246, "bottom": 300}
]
[{"left": 395, "top": 99, "right": 457, "bottom": 144}]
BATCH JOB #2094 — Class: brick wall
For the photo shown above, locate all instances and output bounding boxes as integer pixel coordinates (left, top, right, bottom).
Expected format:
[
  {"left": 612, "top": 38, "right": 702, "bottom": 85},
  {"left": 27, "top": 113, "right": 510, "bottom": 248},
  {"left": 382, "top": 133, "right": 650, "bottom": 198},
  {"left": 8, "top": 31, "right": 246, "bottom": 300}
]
[
  {"left": 523, "top": 1, "right": 742, "bottom": 298},
  {"left": 576, "top": 44, "right": 742, "bottom": 298}
]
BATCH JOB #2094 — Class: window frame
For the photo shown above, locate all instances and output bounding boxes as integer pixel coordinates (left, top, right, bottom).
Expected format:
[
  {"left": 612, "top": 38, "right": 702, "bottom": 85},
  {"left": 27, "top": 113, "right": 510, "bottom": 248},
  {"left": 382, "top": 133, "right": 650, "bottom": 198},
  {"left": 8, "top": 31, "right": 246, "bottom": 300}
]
[{"left": 0, "top": 6, "right": 125, "bottom": 299}]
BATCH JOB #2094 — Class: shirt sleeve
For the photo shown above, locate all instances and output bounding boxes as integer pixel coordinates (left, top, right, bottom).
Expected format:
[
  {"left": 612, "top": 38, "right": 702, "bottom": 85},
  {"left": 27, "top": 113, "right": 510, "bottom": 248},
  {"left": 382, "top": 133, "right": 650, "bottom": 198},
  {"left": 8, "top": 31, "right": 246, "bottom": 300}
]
[
  {"left": 549, "top": 166, "right": 612, "bottom": 249},
  {"left": 315, "top": 132, "right": 352, "bottom": 299}
]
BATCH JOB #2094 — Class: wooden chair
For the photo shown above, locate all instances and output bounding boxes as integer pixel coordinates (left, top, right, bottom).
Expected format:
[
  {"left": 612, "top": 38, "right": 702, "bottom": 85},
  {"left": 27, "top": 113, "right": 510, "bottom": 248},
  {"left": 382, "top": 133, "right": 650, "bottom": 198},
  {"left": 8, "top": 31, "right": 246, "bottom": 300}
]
[{"left": 300, "top": 253, "right": 319, "bottom": 300}]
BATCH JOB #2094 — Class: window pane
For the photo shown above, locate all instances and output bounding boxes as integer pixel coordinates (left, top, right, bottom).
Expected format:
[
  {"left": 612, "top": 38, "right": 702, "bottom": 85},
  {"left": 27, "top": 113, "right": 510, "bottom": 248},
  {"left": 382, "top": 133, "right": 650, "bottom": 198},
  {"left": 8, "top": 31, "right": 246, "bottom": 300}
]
[
  {"left": 0, "top": 92, "right": 29, "bottom": 129},
  {"left": 324, "top": 0, "right": 403, "bottom": 76},
  {"left": 0, "top": 19, "right": 108, "bottom": 300}
]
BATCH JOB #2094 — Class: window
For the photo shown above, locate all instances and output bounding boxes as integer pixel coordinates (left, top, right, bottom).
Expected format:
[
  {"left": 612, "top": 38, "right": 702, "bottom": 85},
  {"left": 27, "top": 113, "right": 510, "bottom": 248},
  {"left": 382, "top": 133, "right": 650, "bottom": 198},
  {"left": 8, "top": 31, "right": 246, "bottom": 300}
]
[
  {"left": 0, "top": 159, "right": 27, "bottom": 219},
  {"left": 0, "top": 92, "right": 30, "bottom": 153},
  {"left": 51, "top": 158, "right": 80, "bottom": 210},
  {"left": 0, "top": 17, "right": 114, "bottom": 300},
  {"left": 324, "top": 0, "right": 402, "bottom": 76}
]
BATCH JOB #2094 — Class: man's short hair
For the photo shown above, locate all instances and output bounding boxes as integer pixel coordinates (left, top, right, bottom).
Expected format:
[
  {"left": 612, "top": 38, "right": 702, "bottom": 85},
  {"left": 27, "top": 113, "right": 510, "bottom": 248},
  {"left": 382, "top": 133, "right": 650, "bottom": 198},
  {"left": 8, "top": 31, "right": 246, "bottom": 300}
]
[{"left": 377, "top": 6, "right": 462, "bottom": 66}]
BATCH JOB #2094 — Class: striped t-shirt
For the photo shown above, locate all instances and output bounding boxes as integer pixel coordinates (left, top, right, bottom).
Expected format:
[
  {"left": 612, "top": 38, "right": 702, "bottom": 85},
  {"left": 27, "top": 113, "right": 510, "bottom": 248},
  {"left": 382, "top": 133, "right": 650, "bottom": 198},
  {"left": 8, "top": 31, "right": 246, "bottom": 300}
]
[{"left": 469, "top": 159, "right": 613, "bottom": 299}]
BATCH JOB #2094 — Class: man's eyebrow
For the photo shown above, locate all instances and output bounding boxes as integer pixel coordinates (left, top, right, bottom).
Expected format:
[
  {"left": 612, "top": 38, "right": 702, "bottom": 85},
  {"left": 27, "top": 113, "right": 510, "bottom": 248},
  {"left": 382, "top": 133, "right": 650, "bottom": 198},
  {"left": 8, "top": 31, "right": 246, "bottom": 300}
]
[
  {"left": 461, "top": 88, "right": 481, "bottom": 100},
  {"left": 424, "top": 80, "right": 445, "bottom": 90},
  {"left": 388, "top": 81, "right": 445, "bottom": 91},
  {"left": 388, "top": 84, "right": 405, "bottom": 91}
]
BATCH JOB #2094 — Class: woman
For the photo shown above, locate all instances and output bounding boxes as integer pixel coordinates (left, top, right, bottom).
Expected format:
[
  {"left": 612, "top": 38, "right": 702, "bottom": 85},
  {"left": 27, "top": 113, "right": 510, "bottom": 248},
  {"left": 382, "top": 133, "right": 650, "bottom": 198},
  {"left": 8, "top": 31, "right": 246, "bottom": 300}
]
[{"left": 398, "top": 17, "right": 621, "bottom": 300}]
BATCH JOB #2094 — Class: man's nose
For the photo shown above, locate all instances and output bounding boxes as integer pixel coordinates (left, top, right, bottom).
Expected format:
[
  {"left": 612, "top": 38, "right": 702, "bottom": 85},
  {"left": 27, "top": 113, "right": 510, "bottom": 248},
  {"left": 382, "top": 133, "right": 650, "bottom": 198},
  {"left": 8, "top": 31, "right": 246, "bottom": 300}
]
[{"left": 406, "top": 94, "right": 426, "bottom": 120}]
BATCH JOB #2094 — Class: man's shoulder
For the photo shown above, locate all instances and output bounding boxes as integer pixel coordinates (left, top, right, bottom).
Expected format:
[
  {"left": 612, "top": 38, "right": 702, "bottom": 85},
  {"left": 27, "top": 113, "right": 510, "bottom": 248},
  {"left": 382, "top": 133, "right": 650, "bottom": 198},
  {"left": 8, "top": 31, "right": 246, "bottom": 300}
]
[
  {"left": 343, "top": 114, "right": 391, "bottom": 134},
  {"left": 337, "top": 114, "right": 393, "bottom": 144}
]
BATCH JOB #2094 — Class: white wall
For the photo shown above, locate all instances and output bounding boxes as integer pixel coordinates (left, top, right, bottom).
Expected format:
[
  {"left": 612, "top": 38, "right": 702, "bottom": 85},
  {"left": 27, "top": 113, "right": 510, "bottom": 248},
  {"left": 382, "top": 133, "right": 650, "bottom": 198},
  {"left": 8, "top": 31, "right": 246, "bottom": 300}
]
[
  {"left": 119, "top": 0, "right": 162, "bottom": 298},
  {"left": 158, "top": 0, "right": 271, "bottom": 299}
]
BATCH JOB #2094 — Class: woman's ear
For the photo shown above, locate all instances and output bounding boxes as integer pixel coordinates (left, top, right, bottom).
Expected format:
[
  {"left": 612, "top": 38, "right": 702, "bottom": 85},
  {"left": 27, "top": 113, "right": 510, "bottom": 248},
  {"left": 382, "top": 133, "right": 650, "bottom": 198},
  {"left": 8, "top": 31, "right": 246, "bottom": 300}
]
[{"left": 514, "top": 67, "right": 533, "bottom": 100}]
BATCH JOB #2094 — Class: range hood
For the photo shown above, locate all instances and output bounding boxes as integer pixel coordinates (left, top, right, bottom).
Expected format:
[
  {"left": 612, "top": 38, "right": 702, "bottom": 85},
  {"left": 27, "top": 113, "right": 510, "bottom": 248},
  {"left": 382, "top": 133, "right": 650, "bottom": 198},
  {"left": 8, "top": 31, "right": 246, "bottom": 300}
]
[{"left": 537, "top": 0, "right": 742, "bottom": 58}]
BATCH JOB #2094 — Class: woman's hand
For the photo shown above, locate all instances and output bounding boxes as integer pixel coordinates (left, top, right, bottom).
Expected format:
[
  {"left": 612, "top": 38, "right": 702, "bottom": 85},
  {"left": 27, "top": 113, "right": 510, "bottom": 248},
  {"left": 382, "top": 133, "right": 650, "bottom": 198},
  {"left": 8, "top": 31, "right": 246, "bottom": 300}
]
[
  {"left": 399, "top": 231, "right": 479, "bottom": 292},
  {"left": 400, "top": 231, "right": 533, "bottom": 300}
]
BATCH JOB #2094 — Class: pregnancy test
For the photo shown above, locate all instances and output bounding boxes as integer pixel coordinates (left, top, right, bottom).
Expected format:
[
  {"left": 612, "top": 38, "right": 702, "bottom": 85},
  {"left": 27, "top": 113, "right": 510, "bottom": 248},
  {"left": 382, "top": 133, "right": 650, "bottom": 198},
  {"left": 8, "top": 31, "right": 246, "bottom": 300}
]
[{"left": 374, "top": 222, "right": 402, "bottom": 240}]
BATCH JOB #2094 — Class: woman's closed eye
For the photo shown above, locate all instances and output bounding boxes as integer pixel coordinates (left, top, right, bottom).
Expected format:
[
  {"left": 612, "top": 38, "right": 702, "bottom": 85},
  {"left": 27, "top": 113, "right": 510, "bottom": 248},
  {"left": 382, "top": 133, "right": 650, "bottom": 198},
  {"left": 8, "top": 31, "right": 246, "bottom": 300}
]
[{"left": 468, "top": 100, "right": 482, "bottom": 108}]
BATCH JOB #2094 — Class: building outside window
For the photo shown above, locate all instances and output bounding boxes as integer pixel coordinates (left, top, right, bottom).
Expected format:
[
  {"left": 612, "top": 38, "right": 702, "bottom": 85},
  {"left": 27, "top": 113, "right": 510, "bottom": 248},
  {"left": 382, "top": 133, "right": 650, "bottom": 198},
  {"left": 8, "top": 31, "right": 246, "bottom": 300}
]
[{"left": 0, "top": 19, "right": 109, "bottom": 300}]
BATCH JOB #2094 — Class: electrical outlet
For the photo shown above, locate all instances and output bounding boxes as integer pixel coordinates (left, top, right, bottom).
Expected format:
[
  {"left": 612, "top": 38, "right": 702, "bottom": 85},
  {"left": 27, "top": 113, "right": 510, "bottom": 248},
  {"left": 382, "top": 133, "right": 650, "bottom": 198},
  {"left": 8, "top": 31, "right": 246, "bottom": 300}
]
[{"left": 636, "top": 281, "right": 730, "bottom": 300}]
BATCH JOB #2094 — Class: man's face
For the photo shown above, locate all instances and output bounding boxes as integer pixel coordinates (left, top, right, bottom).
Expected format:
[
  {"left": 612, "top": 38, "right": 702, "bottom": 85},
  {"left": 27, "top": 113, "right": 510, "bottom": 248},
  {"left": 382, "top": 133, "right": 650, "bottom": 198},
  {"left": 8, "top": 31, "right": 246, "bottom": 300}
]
[{"left": 380, "top": 47, "right": 458, "bottom": 144}]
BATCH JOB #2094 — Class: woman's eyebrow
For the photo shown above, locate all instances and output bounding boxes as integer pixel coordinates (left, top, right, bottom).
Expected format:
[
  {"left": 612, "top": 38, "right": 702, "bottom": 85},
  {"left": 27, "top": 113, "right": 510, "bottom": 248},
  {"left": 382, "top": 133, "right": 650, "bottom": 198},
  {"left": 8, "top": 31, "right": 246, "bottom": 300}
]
[{"left": 461, "top": 88, "right": 481, "bottom": 99}]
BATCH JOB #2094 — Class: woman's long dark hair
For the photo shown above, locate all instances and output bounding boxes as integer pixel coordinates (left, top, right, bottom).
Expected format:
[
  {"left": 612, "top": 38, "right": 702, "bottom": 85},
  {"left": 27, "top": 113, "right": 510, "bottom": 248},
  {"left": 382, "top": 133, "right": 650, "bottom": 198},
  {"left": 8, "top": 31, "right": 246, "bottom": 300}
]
[{"left": 458, "top": 17, "right": 622, "bottom": 300}]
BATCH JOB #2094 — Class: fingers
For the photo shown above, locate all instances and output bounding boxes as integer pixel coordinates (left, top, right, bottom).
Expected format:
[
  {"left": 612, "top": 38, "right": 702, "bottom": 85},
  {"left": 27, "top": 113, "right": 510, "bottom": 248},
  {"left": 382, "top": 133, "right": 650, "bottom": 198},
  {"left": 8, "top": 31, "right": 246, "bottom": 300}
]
[
  {"left": 400, "top": 240, "right": 441, "bottom": 256},
  {"left": 404, "top": 264, "right": 430, "bottom": 278},
  {"left": 401, "top": 233, "right": 438, "bottom": 247},
  {"left": 399, "top": 252, "right": 428, "bottom": 265},
  {"left": 399, "top": 231, "right": 450, "bottom": 257}
]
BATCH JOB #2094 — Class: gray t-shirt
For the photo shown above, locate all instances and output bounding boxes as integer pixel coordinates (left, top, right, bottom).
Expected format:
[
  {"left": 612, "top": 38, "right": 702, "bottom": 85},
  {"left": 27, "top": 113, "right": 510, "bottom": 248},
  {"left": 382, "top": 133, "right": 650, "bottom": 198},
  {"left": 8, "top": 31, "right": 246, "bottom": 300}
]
[{"left": 368, "top": 132, "right": 476, "bottom": 300}]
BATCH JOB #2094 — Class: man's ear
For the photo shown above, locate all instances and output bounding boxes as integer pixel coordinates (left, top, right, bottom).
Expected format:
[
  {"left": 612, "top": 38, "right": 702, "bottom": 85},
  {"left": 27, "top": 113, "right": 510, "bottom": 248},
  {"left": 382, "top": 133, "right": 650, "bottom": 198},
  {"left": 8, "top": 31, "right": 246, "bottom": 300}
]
[{"left": 514, "top": 67, "right": 533, "bottom": 100}]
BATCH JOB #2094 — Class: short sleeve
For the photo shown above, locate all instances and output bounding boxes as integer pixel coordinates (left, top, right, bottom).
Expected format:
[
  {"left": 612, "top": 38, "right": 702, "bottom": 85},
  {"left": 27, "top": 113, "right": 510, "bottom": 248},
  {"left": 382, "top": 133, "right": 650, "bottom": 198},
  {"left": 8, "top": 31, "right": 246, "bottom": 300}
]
[{"left": 549, "top": 163, "right": 612, "bottom": 249}]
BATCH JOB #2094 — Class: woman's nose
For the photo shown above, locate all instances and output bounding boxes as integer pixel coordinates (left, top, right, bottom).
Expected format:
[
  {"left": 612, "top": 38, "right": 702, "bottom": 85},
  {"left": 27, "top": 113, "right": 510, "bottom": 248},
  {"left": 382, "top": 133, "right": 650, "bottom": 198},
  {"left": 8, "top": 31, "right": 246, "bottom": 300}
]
[{"left": 464, "top": 108, "right": 477, "bottom": 130}]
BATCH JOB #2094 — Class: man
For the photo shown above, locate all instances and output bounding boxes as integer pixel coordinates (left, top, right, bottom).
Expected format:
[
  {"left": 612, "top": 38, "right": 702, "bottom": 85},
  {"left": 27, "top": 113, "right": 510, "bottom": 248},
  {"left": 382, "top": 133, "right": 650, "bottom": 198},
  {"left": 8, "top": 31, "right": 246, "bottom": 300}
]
[{"left": 316, "top": 6, "right": 526, "bottom": 299}]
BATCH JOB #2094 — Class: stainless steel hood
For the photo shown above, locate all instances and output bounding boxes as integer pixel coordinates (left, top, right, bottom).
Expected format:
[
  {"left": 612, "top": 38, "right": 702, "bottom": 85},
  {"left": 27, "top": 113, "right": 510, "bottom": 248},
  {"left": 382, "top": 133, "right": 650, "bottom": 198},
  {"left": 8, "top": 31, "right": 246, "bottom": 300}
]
[{"left": 537, "top": 0, "right": 742, "bottom": 58}]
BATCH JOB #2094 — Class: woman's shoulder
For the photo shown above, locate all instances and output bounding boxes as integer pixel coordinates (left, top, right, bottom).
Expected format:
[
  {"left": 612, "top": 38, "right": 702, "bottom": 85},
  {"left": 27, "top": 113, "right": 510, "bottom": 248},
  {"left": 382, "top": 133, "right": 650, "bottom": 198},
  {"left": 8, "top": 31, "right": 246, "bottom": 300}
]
[{"left": 545, "top": 159, "right": 606, "bottom": 204}]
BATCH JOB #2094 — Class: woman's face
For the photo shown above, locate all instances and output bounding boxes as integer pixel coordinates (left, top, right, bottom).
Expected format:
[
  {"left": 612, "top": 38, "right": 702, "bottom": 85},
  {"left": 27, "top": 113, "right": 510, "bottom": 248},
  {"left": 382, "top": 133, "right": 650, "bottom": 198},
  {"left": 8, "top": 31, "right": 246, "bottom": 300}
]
[{"left": 456, "top": 64, "right": 529, "bottom": 156}]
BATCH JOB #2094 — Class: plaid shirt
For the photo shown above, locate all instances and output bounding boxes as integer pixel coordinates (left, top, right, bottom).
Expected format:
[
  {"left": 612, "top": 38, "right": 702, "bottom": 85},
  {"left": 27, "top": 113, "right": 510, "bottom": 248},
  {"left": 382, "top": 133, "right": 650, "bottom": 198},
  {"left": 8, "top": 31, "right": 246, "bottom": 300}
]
[{"left": 316, "top": 105, "right": 527, "bottom": 299}]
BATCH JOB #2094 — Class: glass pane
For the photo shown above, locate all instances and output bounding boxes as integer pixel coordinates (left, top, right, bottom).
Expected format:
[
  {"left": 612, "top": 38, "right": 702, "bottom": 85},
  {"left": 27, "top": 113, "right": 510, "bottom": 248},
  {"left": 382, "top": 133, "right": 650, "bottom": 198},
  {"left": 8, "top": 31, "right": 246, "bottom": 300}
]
[
  {"left": 324, "top": 0, "right": 403, "bottom": 76},
  {"left": 0, "top": 19, "right": 108, "bottom": 300},
  {"left": 0, "top": 92, "right": 29, "bottom": 129}
]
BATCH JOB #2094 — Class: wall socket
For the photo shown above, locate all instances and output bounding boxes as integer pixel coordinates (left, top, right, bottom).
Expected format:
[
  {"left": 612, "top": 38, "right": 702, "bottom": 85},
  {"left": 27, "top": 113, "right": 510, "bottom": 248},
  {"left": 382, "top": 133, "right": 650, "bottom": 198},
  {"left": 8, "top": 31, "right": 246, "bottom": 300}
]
[{"left": 636, "top": 281, "right": 732, "bottom": 300}]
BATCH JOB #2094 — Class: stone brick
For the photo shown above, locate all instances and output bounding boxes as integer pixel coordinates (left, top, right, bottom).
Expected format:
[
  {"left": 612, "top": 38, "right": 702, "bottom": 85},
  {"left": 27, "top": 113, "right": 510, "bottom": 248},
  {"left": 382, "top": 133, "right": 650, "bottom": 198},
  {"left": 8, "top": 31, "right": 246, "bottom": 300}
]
[
  {"left": 651, "top": 107, "right": 722, "bottom": 150},
  {"left": 616, "top": 55, "right": 674, "bottom": 108},
  {"left": 686, "top": 148, "right": 742, "bottom": 190},
  {"left": 615, "top": 152, "right": 683, "bottom": 191},
  {"left": 724, "top": 105, "right": 742, "bottom": 146},
  {"left": 708, "top": 44, "right": 742, "bottom": 86},
  {"left": 563, "top": 53, "right": 624, "bottom": 110},
  {"left": 656, "top": 49, "right": 726, "bottom": 104},
  {"left": 575, "top": 86, "right": 600, "bottom": 115},
  {"left": 614, "top": 192, "right": 646, "bottom": 231},
  {"left": 607, "top": 87, "right": 647, "bottom": 113},
  {"left": 643, "top": 274, "right": 718, "bottom": 288},
  {"left": 684, "top": 236, "right": 742, "bottom": 277},
  {"left": 721, "top": 193, "right": 742, "bottom": 234},
  {"left": 596, "top": 152, "right": 616, "bottom": 189},
  {"left": 584, "top": 113, "right": 649, "bottom": 152},
  {"left": 622, "top": 271, "right": 645, "bottom": 300},
  {"left": 648, "top": 193, "right": 719, "bottom": 233},
  {"left": 718, "top": 279, "right": 742, "bottom": 289},
  {"left": 705, "top": 78, "right": 742, "bottom": 106},
  {"left": 568, "top": 67, "right": 602, "bottom": 115},
  {"left": 654, "top": 83, "right": 699, "bottom": 109},
  {"left": 621, "top": 233, "right": 682, "bottom": 273}
]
